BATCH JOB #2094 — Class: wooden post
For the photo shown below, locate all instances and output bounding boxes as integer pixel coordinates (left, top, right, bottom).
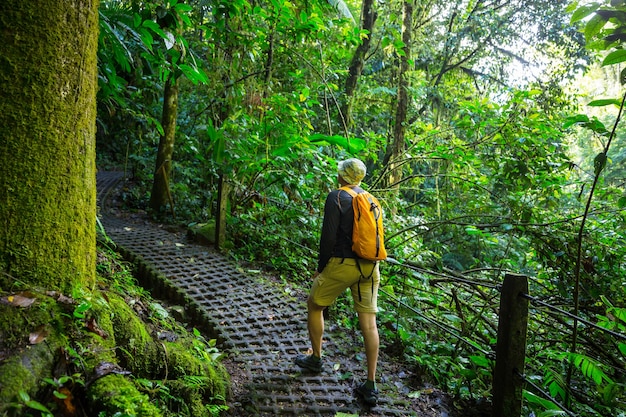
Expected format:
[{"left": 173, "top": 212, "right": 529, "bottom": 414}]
[
  {"left": 215, "top": 174, "right": 229, "bottom": 251},
  {"left": 492, "top": 273, "right": 529, "bottom": 417}
]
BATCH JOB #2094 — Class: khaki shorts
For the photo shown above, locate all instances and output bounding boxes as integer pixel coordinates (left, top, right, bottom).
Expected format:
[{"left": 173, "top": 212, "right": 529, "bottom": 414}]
[{"left": 310, "top": 257, "right": 380, "bottom": 313}]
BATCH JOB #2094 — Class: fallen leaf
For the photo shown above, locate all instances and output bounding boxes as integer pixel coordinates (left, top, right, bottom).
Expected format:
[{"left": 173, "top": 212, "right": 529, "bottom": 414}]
[
  {"left": 94, "top": 361, "right": 131, "bottom": 378},
  {"left": 2, "top": 293, "right": 36, "bottom": 308},
  {"left": 85, "top": 318, "right": 107, "bottom": 338},
  {"left": 56, "top": 294, "right": 75, "bottom": 305},
  {"left": 29, "top": 325, "right": 49, "bottom": 344}
]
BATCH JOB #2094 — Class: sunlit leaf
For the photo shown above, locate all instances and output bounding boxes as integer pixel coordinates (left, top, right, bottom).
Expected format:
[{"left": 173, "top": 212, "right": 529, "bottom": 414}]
[
  {"left": 585, "top": 13, "right": 608, "bottom": 41},
  {"left": 563, "top": 114, "right": 589, "bottom": 129},
  {"left": 18, "top": 390, "right": 30, "bottom": 402},
  {"left": 567, "top": 352, "right": 614, "bottom": 385},
  {"left": 73, "top": 301, "right": 92, "bottom": 319},
  {"left": 588, "top": 99, "right": 621, "bottom": 107},
  {"left": 464, "top": 226, "right": 483, "bottom": 236},
  {"left": 571, "top": 3, "right": 601, "bottom": 24},
  {"left": 53, "top": 390, "right": 68, "bottom": 400},
  {"left": 602, "top": 49, "right": 626, "bottom": 66},
  {"left": 309, "top": 134, "right": 366, "bottom": 153}
]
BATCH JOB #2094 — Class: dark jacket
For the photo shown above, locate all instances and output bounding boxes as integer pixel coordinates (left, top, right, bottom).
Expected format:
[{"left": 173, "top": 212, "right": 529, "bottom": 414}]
[{"left": 317, "top": 186, "right": 361, "bottom": 273}]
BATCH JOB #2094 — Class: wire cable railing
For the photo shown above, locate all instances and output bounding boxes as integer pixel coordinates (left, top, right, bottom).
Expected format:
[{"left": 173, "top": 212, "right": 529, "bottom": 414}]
[
  {"left": 378, "top": 287, "right": 493, "bottom": 356},
  {"left": 378, "top": 259, "right": 626, "bottom": 416},
  {"left": 521, "top": 292, "right": 626, "bottom": 341},
  {"left": 515, "top": 370, "right": 578, "bottom": 417}
]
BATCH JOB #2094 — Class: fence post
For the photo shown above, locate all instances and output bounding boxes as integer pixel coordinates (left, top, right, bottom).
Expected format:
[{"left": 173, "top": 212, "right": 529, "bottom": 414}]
[{"left": 492, "top": 273, "right": 529, "bottom": 417}]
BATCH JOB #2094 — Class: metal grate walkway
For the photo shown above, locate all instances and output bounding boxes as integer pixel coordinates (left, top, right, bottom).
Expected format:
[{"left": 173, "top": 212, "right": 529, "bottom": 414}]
[{"left": 97, "top": 171, "right": 432, "bottom": 416}]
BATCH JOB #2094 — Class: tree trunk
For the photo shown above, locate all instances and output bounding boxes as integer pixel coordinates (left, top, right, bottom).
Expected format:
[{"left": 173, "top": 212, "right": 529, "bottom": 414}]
[
  {"left": 388, "top": 0, "right": 413, "bottom": 190},
  {"left": 150, "top": 73, "right": 180, "bottom": 215},
  {"left": 0, "top": 0, "right": 99, "bottom": 293},
  {"left": 341, "top": 0, "right": 377, "bottom": 133}
]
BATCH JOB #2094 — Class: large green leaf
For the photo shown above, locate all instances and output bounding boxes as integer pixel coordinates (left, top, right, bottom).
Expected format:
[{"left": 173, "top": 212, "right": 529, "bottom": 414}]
[
  {"left": 309, "top": 134, "right": 366, "bottom": 153},
  {"left": 602, "top": 49, "right": 626, "bottom": 66},
  {"left": 570, "top": 3, "right": 601, "bottom": 24},
  {"left": 588, "top": 98, "right": 621, "bottom": 107},
  {"left": 585, "top": 13, "right": 608, "bottom": 41},
  {"left": 523, "top": 390, "right": 562, "bottom": 411}
]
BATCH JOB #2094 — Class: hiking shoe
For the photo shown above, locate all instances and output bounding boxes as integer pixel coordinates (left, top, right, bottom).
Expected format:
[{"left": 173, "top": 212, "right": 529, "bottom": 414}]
[
  {"left": 294, "top": 354, "right": 323, "bottom": 373},
  {"left": 356, "top": 382, "right": 379, "bottom": 406}
]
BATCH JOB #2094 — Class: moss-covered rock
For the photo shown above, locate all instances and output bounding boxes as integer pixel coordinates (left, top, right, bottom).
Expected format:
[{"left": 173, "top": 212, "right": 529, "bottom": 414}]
[
  {"left": 187, "top": 221, "right": 216, "bottom": 245},
  {"left": 107, "top": 295, "right": 164, "bottom": 377},
  {"left": 0, "top": 340, "right": 59, "bottom": 406},
  {"left": 86, "top": 374, "right": 161, "bottom": 416},
  {"left": 0, "top": 249, "right": 229, "bottom": 416}
]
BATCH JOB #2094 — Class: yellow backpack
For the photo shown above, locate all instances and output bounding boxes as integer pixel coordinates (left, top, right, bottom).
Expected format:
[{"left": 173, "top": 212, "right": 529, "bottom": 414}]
[{"left": 340, "top": 186, "right": 387, "bottom": 261}]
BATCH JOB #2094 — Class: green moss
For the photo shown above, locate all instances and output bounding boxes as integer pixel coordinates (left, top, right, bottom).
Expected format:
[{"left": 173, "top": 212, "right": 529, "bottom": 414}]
[
  {"left": 188, "top": 221, "right": 217, "bottom": 245},
  {"left": 0, "top": 337, "right": 59, "bottom": 408},
  {"left": 165, "top": 378, "right": 218, "bottom": 417},
  {"left": 0, "top": 296, "right": 66, "bottom": 350},
  {"left": 87, "top": 374, "right": 162, "bottom": 417},
  {"left": 0, "top": 0, "right": 99, "bottom": 294},
  {"left": 0, "top": 249, "right": 230, "bottom": 416},
  {"left": 107, "top": 295, "right": 164, "bottom": 377},
  {"left": 164, "top": 340, "right": 229, "bottom": 400}
]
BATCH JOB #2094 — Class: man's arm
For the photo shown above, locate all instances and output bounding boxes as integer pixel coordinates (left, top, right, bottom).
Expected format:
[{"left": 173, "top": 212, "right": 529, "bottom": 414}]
[{"left": 317, "top": 190, "right": 340, "bottom": 272}]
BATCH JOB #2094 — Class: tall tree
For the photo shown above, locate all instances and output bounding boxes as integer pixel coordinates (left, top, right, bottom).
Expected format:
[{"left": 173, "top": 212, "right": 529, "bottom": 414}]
[
  {"left": 147, "top": 1, "right": 207, "bottom": 215},
  {"left": 387, "top": 0, "right": 413, "bottom": 190},
  {"left": 341, "top": 0, "right": 378, "bottom": 132},
  {"left": 150, "top": 72, "right": 180, "bottom": 214},
  {"left": 0, "top": 0, "right": 100, "bottom": 292}
]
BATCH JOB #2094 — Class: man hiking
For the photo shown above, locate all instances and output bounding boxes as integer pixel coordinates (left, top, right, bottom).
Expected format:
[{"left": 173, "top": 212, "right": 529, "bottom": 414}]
[{"left": 295, "top": 158, "right": 385, "bottom": 406}]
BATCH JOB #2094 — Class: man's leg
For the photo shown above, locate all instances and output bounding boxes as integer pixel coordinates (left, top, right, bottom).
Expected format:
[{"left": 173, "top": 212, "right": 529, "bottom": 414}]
[
  {"left": 307, "top": 296, "right": 326, "bottom": 357},
  {"left": 358, "top": 311, "right": 379, "bottom": 381}
]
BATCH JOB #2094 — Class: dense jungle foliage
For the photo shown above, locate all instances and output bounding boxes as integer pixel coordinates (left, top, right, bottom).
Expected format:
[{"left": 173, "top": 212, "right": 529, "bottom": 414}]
[{"left": 95, "top": 0, "right": 626, "bottom": 415}]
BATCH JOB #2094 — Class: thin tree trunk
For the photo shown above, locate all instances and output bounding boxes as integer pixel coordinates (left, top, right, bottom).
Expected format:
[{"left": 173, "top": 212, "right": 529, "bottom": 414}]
[
  {"left": 150, "top": 73, "right": 179, "bottom": 215},
  {"left": 0, "top": 0, "right": 99, "bottom": 292},
  {"left": 341, "top": 0, "right": 377, "bottom": 132},
  {"left": 388, "top": 0, "right": 413, "bottom": 190}
]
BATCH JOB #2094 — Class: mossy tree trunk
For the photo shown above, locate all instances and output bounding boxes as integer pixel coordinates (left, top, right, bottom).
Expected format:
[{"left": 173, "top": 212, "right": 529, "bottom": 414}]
[
  {"left": 149, "top": 73, "right": 179, "bottom": 215},
  {"left": 0, "top": 0, "right": 99, "bottom": 293}
]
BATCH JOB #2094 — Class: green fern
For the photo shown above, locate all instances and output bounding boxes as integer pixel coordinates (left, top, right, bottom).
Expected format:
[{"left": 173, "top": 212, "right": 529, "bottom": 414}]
[
  {"left": 563, "top": 353, "right": 614, "bottom": 386},
  {"left": 544, "top": 368, "right": 567, "bottom": 401}
]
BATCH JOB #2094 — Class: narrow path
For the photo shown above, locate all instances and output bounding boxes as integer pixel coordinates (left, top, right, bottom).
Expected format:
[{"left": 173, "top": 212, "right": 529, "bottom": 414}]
[{"left": 97, "top": 172, "right": 450, "bottom": 417}]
